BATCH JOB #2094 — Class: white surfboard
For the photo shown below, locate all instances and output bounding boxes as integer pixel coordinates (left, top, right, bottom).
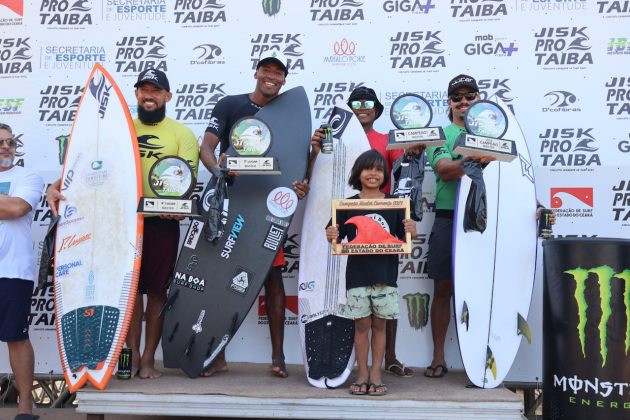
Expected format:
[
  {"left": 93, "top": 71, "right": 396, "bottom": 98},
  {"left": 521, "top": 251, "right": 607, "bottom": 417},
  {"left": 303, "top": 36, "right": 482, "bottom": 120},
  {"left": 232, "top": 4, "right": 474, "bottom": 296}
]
[
  {"left": 298, "top": 101, "right": 369, "bottom": 388},
  {"left": 453, "top": 97, "right": 537, "bottom": 388},
  {"left": 53, "top": 63, "right": 142, "bottom": 392}
]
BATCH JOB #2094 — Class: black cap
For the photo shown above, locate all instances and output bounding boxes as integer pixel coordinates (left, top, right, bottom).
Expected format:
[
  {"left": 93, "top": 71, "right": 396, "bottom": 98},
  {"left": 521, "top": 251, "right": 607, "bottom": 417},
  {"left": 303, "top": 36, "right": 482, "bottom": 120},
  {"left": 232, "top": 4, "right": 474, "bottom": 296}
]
[
  {"left": 347, "top": 86, "right": 384, "bottom": 120},
  {"left": 448, "top": 74, "right": 478, "bottom": 96},
  {"left": 134, "top": 68, "right": 170, "bottom": 92},
  {"left": 256, "top": 50, "right": 288, "bottom": 76}
]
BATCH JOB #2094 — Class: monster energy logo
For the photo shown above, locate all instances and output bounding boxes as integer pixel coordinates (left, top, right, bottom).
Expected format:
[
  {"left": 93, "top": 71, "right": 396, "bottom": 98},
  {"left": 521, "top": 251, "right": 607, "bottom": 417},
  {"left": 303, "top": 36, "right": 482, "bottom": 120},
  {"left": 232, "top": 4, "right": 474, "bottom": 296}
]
[
  {"left": 403, "top": 292, "right": 430, "bottom": 330},
  {"left": 262, "top": 0, "right": 281, "bottom": 16},
  {"left": 56, "top": 134, "right": 69, "bottom": 165},
  {"left": 565, "top": 265, "right": 630, "bottom": 367}
]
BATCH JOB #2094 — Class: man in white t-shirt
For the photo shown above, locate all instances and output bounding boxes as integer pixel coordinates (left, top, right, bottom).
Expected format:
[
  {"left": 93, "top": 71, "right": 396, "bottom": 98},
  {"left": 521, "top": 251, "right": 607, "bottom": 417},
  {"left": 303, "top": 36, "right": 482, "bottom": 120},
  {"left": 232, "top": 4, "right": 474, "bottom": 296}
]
[{"left": 0, "top": 123, "right": 44, "bottom": 420}]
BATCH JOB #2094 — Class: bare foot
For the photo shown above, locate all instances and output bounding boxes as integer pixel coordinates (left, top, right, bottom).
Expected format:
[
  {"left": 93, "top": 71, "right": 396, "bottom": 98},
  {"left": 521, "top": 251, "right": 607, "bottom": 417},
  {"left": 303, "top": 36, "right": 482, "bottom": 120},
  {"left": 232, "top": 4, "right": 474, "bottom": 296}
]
[
  {"left": 270, "top": 358, "right": 288, "bottom": 378},
  {"left": 138, "top": 364, "right": 162, "bottom": 379},
  {"left": 200, "top": 359, "right": 228, "bottom": 377}
]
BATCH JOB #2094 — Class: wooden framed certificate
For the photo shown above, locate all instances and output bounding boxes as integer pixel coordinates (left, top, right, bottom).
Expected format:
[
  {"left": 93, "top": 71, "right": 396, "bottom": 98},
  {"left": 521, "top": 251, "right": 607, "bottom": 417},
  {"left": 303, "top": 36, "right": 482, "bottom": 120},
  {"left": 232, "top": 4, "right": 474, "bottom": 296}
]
[{"left": 331, "top": 198, "right": 411, "bottom": 255}]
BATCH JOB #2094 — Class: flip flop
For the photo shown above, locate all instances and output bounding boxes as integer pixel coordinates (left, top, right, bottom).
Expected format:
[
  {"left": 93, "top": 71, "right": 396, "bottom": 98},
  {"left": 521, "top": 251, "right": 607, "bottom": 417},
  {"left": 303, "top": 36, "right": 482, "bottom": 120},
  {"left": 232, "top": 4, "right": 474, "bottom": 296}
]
[
  {"left": 368, "top": 383, "right": 388, "bottom": 396},
  {"left": 349, "top": 382, "right": 369, "bottom": 395},
  {"left": 424, "top": 364, "right": 448, "bottom": 378},
  {"left": 386, "top": 362, "right": 414, "bottom": 378},
  {"left": 15, "top": 414, "right": 40, "bottom": 420}
]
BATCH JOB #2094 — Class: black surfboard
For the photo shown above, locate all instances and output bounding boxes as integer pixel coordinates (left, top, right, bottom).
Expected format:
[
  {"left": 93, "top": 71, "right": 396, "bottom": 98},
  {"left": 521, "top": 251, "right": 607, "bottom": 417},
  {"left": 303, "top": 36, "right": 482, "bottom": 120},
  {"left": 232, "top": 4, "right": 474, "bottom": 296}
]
[{"left": 161, "top": 86, "right": 311, "bottom": 378}]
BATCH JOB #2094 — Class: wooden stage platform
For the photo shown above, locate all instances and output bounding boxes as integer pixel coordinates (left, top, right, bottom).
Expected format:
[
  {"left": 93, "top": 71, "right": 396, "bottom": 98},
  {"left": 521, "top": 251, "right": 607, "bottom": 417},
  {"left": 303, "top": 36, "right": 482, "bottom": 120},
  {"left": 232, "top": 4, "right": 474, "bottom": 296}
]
[{"left": 76, "top": 362, "right": 524, "bottom": 419}]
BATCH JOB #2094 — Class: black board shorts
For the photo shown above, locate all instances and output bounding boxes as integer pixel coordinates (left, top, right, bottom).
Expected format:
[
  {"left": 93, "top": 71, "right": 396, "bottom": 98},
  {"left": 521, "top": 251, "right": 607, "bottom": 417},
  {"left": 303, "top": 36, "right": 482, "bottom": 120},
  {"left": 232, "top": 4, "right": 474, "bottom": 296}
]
[
  {"left": 139, "top": 217, "right": 180, "bottom": 294},
  {"left": 427, "top": 211, "right": 454, "bottom": 281},
  {"left": 0, "top": 278, "right": 33, "bottom": 342}
]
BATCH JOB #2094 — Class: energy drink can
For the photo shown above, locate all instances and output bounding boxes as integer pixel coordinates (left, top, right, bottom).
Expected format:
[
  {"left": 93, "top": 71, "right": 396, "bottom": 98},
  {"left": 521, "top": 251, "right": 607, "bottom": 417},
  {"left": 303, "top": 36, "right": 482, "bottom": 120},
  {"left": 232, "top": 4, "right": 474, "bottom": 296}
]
[
  {"left": 538, "top": 208, "right": 553, "bottom": 239},
  {"left": 320, "top": 123, "right": 333, "bottom": 154},
  {"left": 117, "top": 347, "right": 132, "bottom": 379}
]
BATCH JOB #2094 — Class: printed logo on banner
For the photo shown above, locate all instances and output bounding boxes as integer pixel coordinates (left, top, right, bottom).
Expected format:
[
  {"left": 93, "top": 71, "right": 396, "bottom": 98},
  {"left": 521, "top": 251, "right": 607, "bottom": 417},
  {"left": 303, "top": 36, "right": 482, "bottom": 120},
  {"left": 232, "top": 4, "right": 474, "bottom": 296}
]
[
  {"left": 250, "top": 33, "right": 304, "bottom": 73},
  {"left": 619, "top": 135, "right": 630, "bottom": 153},
  {"left": 382, "top": 0, "right": 436, "bottom": 14},
  {"left": 477, "top": 78, "right": 514, "bottom": 111},
  {"left": 55, "top": 134, "right": 70, "bottom": 165},
  {"left": 550, "top": 187, "right": 594, "bottom": 218},
  {"left": 384, "top": 89, "right": 447, "bottom": 119},
  {"left": 0, "top": 37, "right": 32, "bottom": 78},
  {"left": 30, "top": 283, "right": 56, "bottom": 328},
  {"left": 518, "top": 0, "right": 586, "bottom": 13},
  {"left": 262, "top": 0, "right": 281, "bottom": 16},
  {"left": 39, "top": 0, "right": 93, "bottom": 27},
  {"left": 175, "top": 82, "right": 225, "bottom": 124},
  {"left": 258, "top": 295, "right": 298, "bottom": 325},
  {"left": 464, "top": 34, "right": 518, "bottom": 57},
  {"left": 607, "top": 37, "right": 630, "bottom": 55},
  {"left": 173, "top": 0, "right": 226, "bottom": 27},
  {"left": 191, "top": 43, "right": 225, "bottom": 65},
  {"left": 103, "top": 0, "right": 167, "bottom": 22},
  {"left": 313, "top": 81, "right": 363, "bottom": 120},
  {"left": 11, "top": 133, "right": 24, "bottom": 167},
  {"left": 398, "top": 235, "right": 428, "bottom": 278},
  {"left": 41, "top": 44, "right": 105, "bottom": 71},
  {"left": 605, "top": 76, "right": 630, "bottom": 119},
  {"left": 114, "top": 36, "right": 168, "bottom": 74},
  {"left": 539, "top": 128, "right": 601, "bottom": 171},
  {"left": 389, "top": 30, "right": 446, "bottom": 72},
  {"left": 38, "top": 85, "right": 82, "bottom": 125},
  {"left": 221, "top": 214, "right": 245, "bottom": 259},
  {"left": 612, "top": 180, "right": 630, "bottom": 224},
  {"left": 403, "top": 292, "right": 430, "bottom": 329},
  {"left": 597, "top": 1, "right": 630, "bottom": 17},
  {"left": 280, "top": 233, "right": 300, "bottom": 276},
  {"left": 451, "top": 0, "right": 507, "bottom": 21},
  {"left": 0, "top": 0, "right": 23, "bottom": 26},
  {"left": 323, "top": 38, "right": 365, "bottom": 66},
  {"left": 542, "top": 91, "right": 581, "bottom": 113},
  {"left": 534, "top": 26, "right": 593, "bottom": 69},
  {"left": 310, "top": 0, "right": 364, "bottom": 24},
  {"left": 0, "top": 98, "right": 24, "bottom": 115}
]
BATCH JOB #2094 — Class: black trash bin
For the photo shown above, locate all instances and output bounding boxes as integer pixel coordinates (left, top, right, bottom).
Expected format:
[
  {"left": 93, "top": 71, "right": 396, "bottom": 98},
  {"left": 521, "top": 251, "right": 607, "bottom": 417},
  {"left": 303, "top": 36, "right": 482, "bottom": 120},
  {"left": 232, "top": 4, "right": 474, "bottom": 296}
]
[{"left": 543, "top": 238, "right": 630, "bottom": 419}]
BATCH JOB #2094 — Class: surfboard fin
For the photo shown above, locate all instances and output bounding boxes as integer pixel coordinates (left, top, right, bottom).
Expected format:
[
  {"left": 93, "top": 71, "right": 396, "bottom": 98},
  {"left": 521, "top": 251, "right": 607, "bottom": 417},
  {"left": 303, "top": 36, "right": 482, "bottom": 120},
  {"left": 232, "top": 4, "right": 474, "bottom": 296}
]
[
  {"left": 184, "top": 333, "right": 196, "bottom": 356},
  {"left": 485, "top": 346, "right": 497, "bottom": 380},
  {"left": 205, "top": 337, "right": 216, "bottom": 358},
  {"left": 159, "top": 289, "right": 179, "bottom": 318},
  {"left": 517, "top": 313, "right": 532, "bottom": 344},
  {"left": 460, "top": 301, "right": 470, "bottom": 331}
]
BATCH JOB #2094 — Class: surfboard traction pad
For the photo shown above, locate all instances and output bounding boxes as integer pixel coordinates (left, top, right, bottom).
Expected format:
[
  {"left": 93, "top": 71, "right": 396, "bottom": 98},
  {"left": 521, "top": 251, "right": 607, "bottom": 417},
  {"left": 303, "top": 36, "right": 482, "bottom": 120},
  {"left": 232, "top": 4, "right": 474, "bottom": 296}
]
[
  {"left": 304, "top": 315, "right": 354, "bottom": 380},
  {"left": 61, "top": 305, "right": 119, "bottom": 371},
  {"left": 161, "top": 87, "right": 311, "bottom": 378}
]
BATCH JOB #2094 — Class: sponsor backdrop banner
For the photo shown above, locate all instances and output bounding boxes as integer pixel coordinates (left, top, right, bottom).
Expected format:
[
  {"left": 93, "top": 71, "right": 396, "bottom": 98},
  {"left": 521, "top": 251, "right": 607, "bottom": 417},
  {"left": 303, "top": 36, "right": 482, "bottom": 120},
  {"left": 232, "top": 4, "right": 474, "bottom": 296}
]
[
  {"left": 0, "top": 1, "right": 628, "bottom": 385},
  {"left": 543, "top": 238, "right": 630, "bottom": 419}
]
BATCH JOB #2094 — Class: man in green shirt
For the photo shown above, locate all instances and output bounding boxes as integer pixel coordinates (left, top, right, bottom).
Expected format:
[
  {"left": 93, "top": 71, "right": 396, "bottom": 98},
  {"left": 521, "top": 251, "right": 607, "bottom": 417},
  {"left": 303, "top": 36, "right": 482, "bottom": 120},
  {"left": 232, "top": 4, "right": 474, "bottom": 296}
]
[{"left": 424, "top": 74, "right": 494, "bottom": 378}]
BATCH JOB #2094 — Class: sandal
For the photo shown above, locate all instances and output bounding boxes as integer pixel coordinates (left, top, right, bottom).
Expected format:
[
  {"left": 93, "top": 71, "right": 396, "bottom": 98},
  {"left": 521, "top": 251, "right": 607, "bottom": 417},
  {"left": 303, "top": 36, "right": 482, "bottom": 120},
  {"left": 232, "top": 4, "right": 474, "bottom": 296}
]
[
  {"left": 349, "top": 382, "right": 369, "bottom": 395},
  {"left": 386, "top": 362, "right": 414, "bottom": 377},
  {"left": 368, "top": 383, "right": 388, "bottom": 396},
  {"left": 424, "top": 364, "right": 448, "bottom": 378}
]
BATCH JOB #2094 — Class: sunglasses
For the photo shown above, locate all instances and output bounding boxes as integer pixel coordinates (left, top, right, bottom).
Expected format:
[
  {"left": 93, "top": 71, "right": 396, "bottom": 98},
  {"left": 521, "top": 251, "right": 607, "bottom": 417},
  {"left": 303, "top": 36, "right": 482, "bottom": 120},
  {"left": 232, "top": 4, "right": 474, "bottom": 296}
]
[
  {"left": 449, "top": 92, "right": 478, "bottom": 103},
  {"left": 350, "top": 100, "right": 375, "bottom": 110},
  {"left": 0, "top": 138, "right": 17, "bottom": 148}
]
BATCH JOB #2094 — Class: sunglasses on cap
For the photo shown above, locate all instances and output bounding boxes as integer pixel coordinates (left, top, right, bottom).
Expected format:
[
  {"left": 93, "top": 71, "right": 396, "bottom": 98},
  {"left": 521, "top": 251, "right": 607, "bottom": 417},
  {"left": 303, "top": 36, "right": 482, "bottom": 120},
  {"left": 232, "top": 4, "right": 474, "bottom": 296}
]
[
  {"left": 0, "top": 137, "right": 17, "bottom": 148},
  {"left": 350, "top": 100, "right": 375, "bottom": 110},
  {"left": 449, "top": 92, "right": 478, "bottom": 103}
]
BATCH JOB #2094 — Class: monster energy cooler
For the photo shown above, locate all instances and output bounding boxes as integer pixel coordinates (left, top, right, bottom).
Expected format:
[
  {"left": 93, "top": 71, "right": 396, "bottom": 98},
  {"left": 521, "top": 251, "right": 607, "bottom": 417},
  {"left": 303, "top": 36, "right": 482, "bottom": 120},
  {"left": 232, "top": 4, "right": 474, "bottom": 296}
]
[{"left": 543, "top": 238, "right": 630, "bottom": 419}]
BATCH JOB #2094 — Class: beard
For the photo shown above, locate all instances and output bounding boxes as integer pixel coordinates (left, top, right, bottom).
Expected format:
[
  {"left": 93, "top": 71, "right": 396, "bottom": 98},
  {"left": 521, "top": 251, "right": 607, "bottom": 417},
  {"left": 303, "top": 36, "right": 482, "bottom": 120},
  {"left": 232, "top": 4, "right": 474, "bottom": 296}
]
[
  {"left": 0, "top": 158, "right": 14, "bottom": 168},
  {"left": 137, "top": 103, "right": 166, "bottom": 124}
]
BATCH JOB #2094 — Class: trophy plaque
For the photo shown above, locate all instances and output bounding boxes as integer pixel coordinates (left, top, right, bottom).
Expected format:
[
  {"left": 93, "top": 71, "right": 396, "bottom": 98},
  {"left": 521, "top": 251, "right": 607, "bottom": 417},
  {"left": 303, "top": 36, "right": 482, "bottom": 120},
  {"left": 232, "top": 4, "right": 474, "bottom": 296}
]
[
  {"left": 137, "top": 156, "right": 200, "bottom": 217},
  {"left": 221, "top": 116, "right": 280, "bottom": 175},
  {"left": 453, "top": 100, "right": 517, "bottom": 162},
  {"left": 331, "top": 198, "right": 412, "bottom": 255},
  {"left": 386, "top": 93, "right": 445, "bottom": 150}
]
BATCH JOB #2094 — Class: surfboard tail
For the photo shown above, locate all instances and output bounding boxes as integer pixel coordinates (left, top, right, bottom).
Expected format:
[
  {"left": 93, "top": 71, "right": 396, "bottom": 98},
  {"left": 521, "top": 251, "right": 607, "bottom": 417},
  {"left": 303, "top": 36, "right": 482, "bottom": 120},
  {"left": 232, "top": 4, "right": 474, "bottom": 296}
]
[{"left": 63, "top": 366, "right": 89, "bottom": 394}]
